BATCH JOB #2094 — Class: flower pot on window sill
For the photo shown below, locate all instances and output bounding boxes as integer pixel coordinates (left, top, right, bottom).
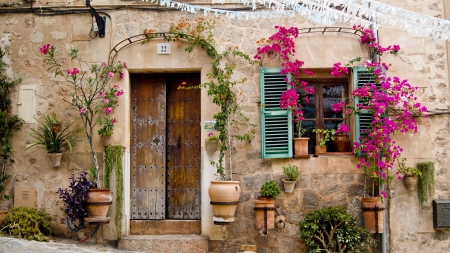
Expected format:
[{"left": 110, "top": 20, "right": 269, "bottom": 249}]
[
  {"left": 293, "top": 137, "right": 310, "bottom": 158},
  {"left": 333, "top": 134, "right": 350, "bottom": 152},
  {"left": 314, "top": 145, "right": 327, "bottom": 154}
]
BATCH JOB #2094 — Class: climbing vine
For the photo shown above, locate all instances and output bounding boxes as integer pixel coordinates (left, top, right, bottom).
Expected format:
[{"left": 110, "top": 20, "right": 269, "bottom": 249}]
[
  {"left": 141, "top": 18, "right": 258, "bottom": 180},
  {"left": 105, "top": 145, "right": 123, "bottom": 237},
  {"left": 0, "top": 48, "right": 23, "bottom": 201}
]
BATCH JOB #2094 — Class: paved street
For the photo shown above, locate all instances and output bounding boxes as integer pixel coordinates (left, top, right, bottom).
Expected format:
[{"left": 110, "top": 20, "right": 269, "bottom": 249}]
[{"left": 0, "top": 236, "right": 141, "bottom": 253}]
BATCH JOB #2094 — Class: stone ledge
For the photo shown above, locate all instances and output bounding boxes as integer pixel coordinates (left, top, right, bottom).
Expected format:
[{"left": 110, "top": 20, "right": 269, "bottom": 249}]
[{"left": 118, "top": 235, "right": 209, "bottom": 253}]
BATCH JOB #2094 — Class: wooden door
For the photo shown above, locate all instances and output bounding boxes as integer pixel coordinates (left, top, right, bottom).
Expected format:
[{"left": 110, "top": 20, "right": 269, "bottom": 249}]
[{"left": 130, "top": 73, "right": 200, "bottom": 220}]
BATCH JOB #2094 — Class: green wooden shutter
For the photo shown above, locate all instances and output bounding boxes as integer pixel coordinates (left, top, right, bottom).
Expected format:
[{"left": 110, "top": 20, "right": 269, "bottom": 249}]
[
  {"left": 353, "top": 66, "right": 374, "bottom": 148},
  {"left": 260, "top": 68, "right": 292, "bottom": 158}
]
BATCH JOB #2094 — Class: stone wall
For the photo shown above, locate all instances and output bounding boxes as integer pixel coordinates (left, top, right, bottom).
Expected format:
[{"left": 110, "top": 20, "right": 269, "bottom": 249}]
[{"left": 0, "top": 0, "right": 449, "bottom": 252}]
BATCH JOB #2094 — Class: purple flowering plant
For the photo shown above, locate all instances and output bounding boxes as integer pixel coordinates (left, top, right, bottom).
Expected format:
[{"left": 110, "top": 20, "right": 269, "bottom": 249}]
[
  {"left": 255, "top": 26, "right": 314, "bottom": 137},
  {"left": 330, "top": 25, "right": 427, "bottom": 199},
  {"left": 40, "top": 44, "right": 126, "bottom": 187}
]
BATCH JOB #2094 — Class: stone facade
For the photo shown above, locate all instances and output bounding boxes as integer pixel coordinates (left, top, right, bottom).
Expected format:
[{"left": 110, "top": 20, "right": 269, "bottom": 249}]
[{"left": 0, "top": 0, "right": 450, "bottom": 252}]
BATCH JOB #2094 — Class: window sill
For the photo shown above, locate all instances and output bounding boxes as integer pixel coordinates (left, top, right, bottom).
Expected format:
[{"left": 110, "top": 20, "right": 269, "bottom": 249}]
[{"left": 314, "top": 152, "right": 354, "bottom": 157}]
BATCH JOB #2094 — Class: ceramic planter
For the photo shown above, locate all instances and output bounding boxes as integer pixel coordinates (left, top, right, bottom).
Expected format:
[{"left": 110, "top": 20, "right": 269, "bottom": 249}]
[
  {"left": 205, "top": 139, "right": 219, "bottom": 153},
  {"left": 293, "top": 137, "right": 309, "bottom": 156},
  {"left": 254, "top": 196, "right": 275, "bottom": 230},
  {"left": 85, "top": 188, "right": 112, "bottom": 223},
  {"left": 361, "top": 197, "right": 384, "bottom": 233},
  {"left": 208, "top": 181, "right": 241, "bottom": 225},
  {"left": 333, "top": 134, "right": 350, "bottom": 152},
  {"left": 315, "top": 145, "right": 327, "bottom": 154},
  {"left": 282, "top": 179, "right": 296, "bottom": 193},
  {"left": 101, "top": 136, "right": 112, "bottom": 146},
  {"left": 403, "top": 175, "right": 418, "bottom": 190},
  {"left": 47, "top": 153, "right": 63, "bottom": 168}
]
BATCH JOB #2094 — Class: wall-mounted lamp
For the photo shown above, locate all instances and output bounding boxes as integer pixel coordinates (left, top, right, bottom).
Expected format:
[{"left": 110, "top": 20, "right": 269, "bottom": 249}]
[{"left": 86, "top": 0, "right": 105, "bottom": 38}]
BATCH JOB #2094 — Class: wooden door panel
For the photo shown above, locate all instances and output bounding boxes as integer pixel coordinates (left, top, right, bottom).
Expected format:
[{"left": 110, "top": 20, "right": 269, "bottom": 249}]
[
  {"left": 131, "top": 74, "right": 166, "bottom": 220},
  {"left": 166, "top": 74, "right": 201, "bottom": 219}
]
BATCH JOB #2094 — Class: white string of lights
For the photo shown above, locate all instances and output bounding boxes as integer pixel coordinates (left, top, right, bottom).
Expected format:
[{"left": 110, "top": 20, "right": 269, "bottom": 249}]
[{"left": 141, "top": 0, "right": 450, "bottom": 41}]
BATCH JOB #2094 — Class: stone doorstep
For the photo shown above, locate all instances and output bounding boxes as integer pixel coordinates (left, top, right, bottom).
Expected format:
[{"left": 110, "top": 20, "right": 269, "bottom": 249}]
[
  {"left": 118, "top": 234, "right": 209, "bottom": 253},
  {"left": 130, "top": 220, "right": 201, "bottom": 235}
]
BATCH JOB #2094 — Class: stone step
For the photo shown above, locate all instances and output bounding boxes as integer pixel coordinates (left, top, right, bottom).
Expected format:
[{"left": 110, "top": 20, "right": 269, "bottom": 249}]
[
  {"left": 130, "top": 220, "right": 201, "bottom": 235},
  {"left": 118, "top": 235, "right": 209, "bottom": 253}
]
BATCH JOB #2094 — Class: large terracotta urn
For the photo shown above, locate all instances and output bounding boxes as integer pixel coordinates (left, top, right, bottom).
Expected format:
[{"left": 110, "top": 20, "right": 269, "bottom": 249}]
[
  {"left": 361, "top": 197, "right": 384, "bottom": 233},
  {"left": 85, "top": 188, "right": 113, "bottom": 222},
  {"left": 208, "top": 181, "right": 241, "bottom": 225}
]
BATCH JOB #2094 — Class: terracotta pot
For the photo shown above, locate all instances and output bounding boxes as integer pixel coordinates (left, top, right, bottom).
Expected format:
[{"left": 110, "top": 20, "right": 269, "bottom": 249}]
[
  {"left": 293, "top": 137, "right": 309, "bottom": 156},
  {"left": 86, "top": 188, "right": 112, "bottom": 219},
  {"left": 101, "top": 136, "right": 112, "bottom": 146},
  {"left": 205, "top": 139, "right": 219, "bottom": 153},
  {"left": 208, "top": 181, "right": 241, "bottom": 224},
  {"left": 315, "top": 145, "right": 327, "bottom": 153},
  {"left": 0, "top": 210, "right": 8, "bottom": 227},
  {"left": 403, "top": 175, "right": 418, "bottom": 190},
  {"left": 361, "top": 197, "right": 384, "bottom": 233},
  {"left": 47, "top": 153, "right": 63, "bottom": 168},
  {"left": 333, "top": 134, "right": 350, "bottom": 152},
  {"left": 282, "top": 179, "right": 296, "bottom": 193},
  {"left": 254, "top": 197, "right": 275, "bottom": 229}
]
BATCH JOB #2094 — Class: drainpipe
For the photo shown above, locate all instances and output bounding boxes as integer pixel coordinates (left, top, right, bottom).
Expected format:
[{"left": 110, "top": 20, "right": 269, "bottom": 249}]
[{"left": 370, "top": 18, "right": 388, "bottom": 253}]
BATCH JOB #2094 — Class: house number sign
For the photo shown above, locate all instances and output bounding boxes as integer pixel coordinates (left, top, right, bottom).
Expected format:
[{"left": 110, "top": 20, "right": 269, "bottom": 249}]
[{"left": 157, "top": 43, "right": 171, "bottom": 54}]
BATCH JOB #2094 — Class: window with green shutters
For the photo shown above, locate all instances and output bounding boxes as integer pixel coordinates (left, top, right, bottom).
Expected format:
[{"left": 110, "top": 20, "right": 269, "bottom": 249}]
[
  {"left": 353, "top": 66, "right": 379, "bottom": 156},
  {"left": 260, "top": 68, "right": 292, "bottom": 158}
]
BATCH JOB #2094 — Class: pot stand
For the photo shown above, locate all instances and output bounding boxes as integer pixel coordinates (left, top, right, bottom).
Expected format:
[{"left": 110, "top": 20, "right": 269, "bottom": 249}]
[
  {"left": 361, "top": 204, "right": 385, "bottom": 234},
  {"left": 210, "top": 200, "right": 240, "bottom": 225},
  {"left": 253, "top": 205, "right": 276, "bottom": 235}
]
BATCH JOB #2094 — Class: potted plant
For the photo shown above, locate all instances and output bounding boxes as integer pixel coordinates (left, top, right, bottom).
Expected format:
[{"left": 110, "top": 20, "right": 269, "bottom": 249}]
[
  {"left": 254, "top": 180, "right": 281, "bottom": 230},
  {"left": 299, "top": 206, "right": 374, "bottom": 252},
  {"left": 312, "top": 128, "right": 335, "bottom": 153},
  {"left": 0, "top": 47, "right": 23, "bottom": 225},
  {"left": 97, "top": 116, "right": 116, "bottom": 146},
  {"left": 26, "top": 113, "right": 81, "bottom": 168},
  {"left": 205, "top": 132, "right": 219, "bottom": 153},
  {"left": 282, "top": 164, "right": 301, "bottom": 193},
  {"left": 57, "top": 171, "right": 93, "bottom": 231},
  {"left": 333, "top": 122, "right": 351, "bottom": 152},
  {"left": 397, "top": 157, "right": 421, "bottom": 190}
]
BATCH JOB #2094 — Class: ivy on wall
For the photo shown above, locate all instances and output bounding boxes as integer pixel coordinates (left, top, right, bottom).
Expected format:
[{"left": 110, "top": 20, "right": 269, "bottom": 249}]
[{"left": 105, "top": 145, "right": 124, "bottom": 238}]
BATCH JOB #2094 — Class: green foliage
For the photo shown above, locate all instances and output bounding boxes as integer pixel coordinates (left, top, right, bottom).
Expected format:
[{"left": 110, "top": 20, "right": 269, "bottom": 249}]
[
  {"left": 26, "top": 114, "right": 81, "bottom": 153},
  {"left": 2, "top": 207, "right": 52, "bottom": 241},
  {"left": 143, "top": 18, "right": 257, "bottom": 180},
  {"left": 105, "top": 145, "right": 124, "bottom": 238},
  {"left": 397, "top": 157, "right": 421, "bottom": 177},
  {"left": 283, "top": 164, "right": 301, "bottom": 181},
  {"left": 299, "top": 206, "right": 374, "bottom": 253},
  {"left": 260, "top": 180, "right": 281, "bottom": 198},
  {"left": 417, "top": 161, "right": 434, "bottom": 208},
  {"left": 0, "top": 47, "right": 23, "bottom": 200},
  {"left": 312, "top": 129, "right": 336, "bottom": 147}
]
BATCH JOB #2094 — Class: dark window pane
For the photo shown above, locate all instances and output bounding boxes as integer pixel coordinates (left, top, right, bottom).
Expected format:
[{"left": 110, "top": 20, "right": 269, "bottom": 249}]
[
  {"left": 323, "top": 85, "right": 344, "bottom": 119},
  {"left": 300, "top": 86, "right": 315, "bottom": 119},
  {"left": 324, "top": 120, "right": 342, "bottom": 130}
]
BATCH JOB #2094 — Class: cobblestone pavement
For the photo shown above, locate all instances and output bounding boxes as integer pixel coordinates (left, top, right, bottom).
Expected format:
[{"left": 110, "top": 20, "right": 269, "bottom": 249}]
[{"left": 0, "top": 236, "right": 142, "bottom": 253}]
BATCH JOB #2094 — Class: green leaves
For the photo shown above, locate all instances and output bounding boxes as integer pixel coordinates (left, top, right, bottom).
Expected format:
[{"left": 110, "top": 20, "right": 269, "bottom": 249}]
[
  {"left": 299, "top": 206, "right": 374, "bottom": 253},
  {"left": 2, "top": 207, "right": 53, "bottom": 242}
]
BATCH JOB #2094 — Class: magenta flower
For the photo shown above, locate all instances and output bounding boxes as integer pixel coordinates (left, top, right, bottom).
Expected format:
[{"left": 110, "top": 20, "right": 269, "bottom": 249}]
[
  {"left": 114, "top": 84, "right": 120, "bottom": 89},
  {"left": 107, "top": 72, "right": 114, "bottom": 78},
  {"left": 123, "top": 61, "right": 128, "bottom": 68},
  {"left": 111, "top": 118, "right": 117, "bottom": 124},
  {"left": 39, "top": 44, "right": 51, "bottom": 55},
  {"left": 103, "top": 99, "right": 109, "bottom": 104},
  {"left": 80, "top": 107, "right": 87, "bottom": 114},
  {"left": 119, "top": 72, "right": 124, "bottom": 78},
  {"left": 104, "top": 107, "right": 113, "bottom": 114},
  {"left": 114, "top": 89, "right": 124, "bottom": 97},
  {"left": 336, "top": 123, "right": 349, "bottom": 134}
]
